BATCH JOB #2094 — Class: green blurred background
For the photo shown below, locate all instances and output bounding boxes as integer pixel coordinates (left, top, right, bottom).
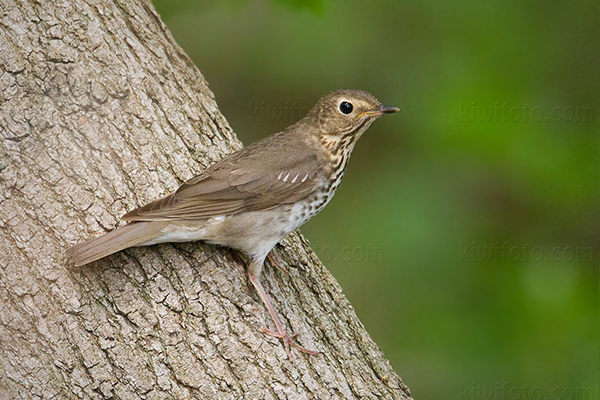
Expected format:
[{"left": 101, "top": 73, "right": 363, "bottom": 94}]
[{"left": 152, "top": 1, "right": 598, "bottom": 398}]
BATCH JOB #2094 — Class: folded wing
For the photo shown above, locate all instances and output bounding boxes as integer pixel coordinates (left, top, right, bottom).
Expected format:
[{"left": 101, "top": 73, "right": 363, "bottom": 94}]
[{"left": 122, "top": 144, "right": 321, "bottom": 222}]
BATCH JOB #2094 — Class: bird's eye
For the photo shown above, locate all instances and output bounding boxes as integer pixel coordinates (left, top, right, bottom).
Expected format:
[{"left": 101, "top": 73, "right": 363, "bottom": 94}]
[{"left": 339, "top": 101, "right": 353, "bottom": 114}]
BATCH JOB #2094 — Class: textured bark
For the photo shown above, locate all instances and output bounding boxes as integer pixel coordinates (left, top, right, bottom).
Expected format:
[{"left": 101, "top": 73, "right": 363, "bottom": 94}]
[{"left": 0, "top": 0, "right": 412, "bottom": 399}]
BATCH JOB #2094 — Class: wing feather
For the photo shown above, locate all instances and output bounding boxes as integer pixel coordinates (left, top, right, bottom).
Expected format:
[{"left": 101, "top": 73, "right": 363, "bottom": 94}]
[{"left": 122, "top": 141, "right": 322, "bottom": 222}]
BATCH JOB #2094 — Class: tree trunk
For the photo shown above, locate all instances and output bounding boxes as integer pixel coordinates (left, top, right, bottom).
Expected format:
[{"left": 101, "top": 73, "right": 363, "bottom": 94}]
[{"left": 0, "top": 0, "right": 412, "bottom": 398}]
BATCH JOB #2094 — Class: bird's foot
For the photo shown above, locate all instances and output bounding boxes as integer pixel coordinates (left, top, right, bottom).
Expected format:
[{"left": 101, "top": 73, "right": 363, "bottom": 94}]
[
  {"left": 261, "top": 326, "right": 319, "bottom": 359},
  {"left": 247, "top": 264, "right": 317, "bottom": 360}
]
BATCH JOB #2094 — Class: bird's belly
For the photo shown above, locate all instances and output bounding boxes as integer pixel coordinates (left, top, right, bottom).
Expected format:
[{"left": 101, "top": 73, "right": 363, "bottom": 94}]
[
  {"left": 138, "top": 187, "right": 338, "bottom": 259},
  {"left": 206, "top": 193, "right": 336, "bottom": 256},
  {"left": 198, "top": 209, "right": 295, "bottom": 259}
]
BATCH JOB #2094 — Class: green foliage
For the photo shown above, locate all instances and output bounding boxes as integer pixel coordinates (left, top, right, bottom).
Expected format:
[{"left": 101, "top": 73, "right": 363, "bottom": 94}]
[
  {"left": 152, "top": 0, "right": 598, "bottom": 398},
  {"left": 272, "top": 0, "right": 328, "bottom": 14}
]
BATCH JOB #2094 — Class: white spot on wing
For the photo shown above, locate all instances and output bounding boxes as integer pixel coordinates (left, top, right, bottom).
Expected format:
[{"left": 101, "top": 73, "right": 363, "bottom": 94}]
[
  {"left": 291, "top": 173, "right": 299, "bottom": 183},
  {"left": 208, "top": 215, "right": 226, "bottom": 224},
  {"left": 277, "top": 171, "right": 284, "bottom": 180},
  {"left": 301, "top": 173, "right": 309, "bottom": 182},
  {"left": 282, "top": 172, "right": 290, "bottom": 182}
]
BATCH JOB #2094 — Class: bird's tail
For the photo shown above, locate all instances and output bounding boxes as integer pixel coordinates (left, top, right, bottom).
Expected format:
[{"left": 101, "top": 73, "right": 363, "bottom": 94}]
[{"left": 66, "top": 221, "right": 166, "bottom": 267}]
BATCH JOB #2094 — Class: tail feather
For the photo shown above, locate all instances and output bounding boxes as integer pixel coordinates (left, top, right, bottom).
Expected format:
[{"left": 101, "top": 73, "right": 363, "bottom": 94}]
[{"left": 66, "top": 221, "right": 166, "bottom": 266}]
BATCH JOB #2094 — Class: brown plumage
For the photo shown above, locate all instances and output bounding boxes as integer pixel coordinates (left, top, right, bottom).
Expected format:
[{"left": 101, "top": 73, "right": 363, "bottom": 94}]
[{"left": 66, "top": 89, "right": 399, "bottom": 358}]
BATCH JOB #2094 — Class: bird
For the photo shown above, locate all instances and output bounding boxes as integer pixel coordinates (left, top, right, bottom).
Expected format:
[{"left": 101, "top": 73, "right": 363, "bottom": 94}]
[{"left": 66, "top": 89, "right": 399, "bottom": 358}]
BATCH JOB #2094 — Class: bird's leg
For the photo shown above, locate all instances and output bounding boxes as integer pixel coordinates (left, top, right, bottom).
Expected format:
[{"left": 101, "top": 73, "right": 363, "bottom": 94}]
[{"left": 247, "top": 258, "right": 318, "bottom": 359}]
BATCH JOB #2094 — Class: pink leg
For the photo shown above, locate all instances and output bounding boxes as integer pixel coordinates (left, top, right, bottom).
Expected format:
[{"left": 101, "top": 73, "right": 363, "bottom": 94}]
[{"left": 247, "top": 258, "right": 318, "bottom": 359}]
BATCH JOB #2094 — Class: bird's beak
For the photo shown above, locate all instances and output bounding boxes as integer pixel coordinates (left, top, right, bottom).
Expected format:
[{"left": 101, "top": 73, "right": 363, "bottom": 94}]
[
  {"left": 379, "top": 104, "right": 400, "bottom": 114},
  {"left": 358, "top": 104, "right": 400, "bottom": 119},
  {"left": 361, "top": 104, "right": 400, "bottom": 118}
]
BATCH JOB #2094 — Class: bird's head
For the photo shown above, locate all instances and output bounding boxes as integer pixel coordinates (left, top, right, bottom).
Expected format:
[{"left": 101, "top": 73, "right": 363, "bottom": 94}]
[{"left": 309, "top": 89, "right": 399, "bottom": 141}]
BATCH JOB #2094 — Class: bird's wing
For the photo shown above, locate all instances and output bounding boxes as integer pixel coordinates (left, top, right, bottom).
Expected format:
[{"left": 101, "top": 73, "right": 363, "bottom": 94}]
[{"left": 121, "top": 143, "right": 322, "bottom": 222}]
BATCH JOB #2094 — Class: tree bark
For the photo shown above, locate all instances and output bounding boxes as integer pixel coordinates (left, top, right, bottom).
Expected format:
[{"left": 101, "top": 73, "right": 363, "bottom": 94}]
[{"left": 0, "top": 0, "right": 412, "bottom": 398}]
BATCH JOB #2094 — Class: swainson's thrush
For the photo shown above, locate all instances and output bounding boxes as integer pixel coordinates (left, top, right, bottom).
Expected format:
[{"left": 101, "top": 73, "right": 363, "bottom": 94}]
[{"left": 67, "top": 89, "right": 399, "bottom": 358}]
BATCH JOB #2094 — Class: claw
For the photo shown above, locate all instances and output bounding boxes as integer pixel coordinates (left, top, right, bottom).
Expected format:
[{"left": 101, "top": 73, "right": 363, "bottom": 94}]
[
  {"left": 248, "top": 259, "right": 318, "bottom": 359},
  {"left": 261, "top": 326, "right": 319, "bottom": 358}
]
